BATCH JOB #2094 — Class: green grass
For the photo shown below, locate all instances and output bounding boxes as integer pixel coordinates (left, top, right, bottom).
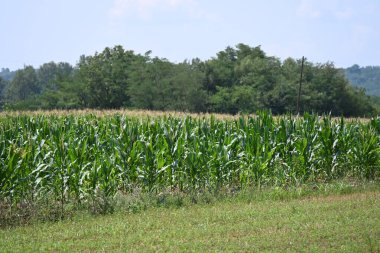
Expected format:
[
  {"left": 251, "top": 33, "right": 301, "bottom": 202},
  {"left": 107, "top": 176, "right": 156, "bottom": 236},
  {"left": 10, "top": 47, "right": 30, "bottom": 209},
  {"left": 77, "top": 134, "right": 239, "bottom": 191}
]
[{"left": 1, "top": 188, "right": 379, "bottom": 252}]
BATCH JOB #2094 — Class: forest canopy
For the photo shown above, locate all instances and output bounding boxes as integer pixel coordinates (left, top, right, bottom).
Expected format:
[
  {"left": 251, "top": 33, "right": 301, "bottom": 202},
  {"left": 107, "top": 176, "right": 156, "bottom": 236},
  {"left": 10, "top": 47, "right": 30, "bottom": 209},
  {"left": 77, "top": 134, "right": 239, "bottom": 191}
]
[{"left": 0, "top": 44, "right": 377, "bottom": 116}]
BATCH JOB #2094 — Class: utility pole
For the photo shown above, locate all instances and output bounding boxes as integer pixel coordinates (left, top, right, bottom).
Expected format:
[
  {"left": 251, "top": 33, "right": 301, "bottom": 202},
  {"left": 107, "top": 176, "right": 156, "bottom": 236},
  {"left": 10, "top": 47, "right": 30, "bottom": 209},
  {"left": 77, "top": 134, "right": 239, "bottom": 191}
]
[{"left": 297, "top": 56, "right": 305, "bottom": 114}]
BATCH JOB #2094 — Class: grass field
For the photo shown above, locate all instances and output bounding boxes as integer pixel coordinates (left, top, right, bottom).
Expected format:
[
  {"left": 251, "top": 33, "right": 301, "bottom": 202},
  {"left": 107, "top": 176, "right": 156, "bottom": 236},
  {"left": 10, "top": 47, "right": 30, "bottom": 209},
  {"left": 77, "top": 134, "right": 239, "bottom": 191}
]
[{"left": 1, "top": 187, "right": 379, "bottom": 252}]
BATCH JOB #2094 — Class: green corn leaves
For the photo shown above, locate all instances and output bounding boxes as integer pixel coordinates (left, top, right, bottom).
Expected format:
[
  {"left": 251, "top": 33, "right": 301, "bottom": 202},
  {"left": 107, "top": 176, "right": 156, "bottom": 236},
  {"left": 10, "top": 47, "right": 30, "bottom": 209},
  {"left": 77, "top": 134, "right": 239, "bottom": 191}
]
[{"left": 0, "top": 112, "right": 379, "bottom": 206}]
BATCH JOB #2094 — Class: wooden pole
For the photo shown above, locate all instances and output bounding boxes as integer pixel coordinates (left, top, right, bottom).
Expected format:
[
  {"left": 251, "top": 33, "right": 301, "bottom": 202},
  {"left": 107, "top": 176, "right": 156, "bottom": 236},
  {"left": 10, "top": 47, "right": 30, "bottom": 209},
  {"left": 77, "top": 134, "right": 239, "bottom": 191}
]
[{"left": 297, "top": 56, "right": 305, "bottom": 114}]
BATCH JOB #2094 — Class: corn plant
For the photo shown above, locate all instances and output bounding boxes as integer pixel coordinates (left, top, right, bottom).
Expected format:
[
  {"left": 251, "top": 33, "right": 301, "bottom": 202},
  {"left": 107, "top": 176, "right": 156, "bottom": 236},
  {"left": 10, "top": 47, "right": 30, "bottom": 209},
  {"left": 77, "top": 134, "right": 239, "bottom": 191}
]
[{"left": 0, "top": 111, "right": 379, "bottom": 208}]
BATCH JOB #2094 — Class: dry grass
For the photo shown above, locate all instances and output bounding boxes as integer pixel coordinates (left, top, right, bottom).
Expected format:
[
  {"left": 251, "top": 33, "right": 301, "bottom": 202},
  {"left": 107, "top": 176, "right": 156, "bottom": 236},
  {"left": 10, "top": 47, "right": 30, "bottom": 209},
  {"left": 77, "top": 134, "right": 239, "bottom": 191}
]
[
  {"left": 0, "top": 108, "right": 373, "bottom": 122},
  {"left": 0, "top": 109, "right": 238, "bottom": 120}
]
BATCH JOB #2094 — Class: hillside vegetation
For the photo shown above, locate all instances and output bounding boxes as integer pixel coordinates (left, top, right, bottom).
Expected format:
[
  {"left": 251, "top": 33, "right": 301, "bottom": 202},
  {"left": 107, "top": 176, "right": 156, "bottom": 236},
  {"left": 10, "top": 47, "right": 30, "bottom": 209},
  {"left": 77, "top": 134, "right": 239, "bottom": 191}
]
[{"left": 345, "top": 65, "right": 380, "bottom": 96}]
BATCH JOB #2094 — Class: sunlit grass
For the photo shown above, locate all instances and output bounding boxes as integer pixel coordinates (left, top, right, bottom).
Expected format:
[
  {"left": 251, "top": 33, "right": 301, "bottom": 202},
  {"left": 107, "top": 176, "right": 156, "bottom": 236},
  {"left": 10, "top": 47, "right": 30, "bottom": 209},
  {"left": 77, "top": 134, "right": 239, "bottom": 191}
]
[{"left": 1, "top": 189, "right": 379, "bottom": 252}]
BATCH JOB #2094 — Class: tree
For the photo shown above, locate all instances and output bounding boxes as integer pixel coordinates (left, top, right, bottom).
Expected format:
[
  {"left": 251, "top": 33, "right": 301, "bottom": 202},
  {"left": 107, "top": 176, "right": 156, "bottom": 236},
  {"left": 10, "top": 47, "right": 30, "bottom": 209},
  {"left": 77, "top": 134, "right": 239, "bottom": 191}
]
[
  {"left": 128, "top": 56, "right": 207, "bottom": 112},
  {"left": 78, "top": 45, "right": 137, "bottom": 108},
  {"left": 205, "top": 46, "right": 238, "bottom": 90},
  {"left": 166, "top": 61, "right": 207, "bottom": 112},
  {"left": 128, "top": 56, "right": 174, "bottom": 110},
  {"left": 210, "top": 85, "right": 257, "bottom": 114},
  {"left": 277, "top": 57, "right": 316, "bottom": 114},
  {"left": 0, "top": 77, "right": 5, "bottom": 96},
  {"left": 38, "top": 79, "right": 83, "bottom": 109},
  {"left": 206, "top": 43, "right": 281, "bottom": 113},
  {"left": 128, "top": 52, "right": 158, "bottom": 110},
  {"left": 6, "top": 66, "right": 39, "bottom": 102},
  {"left": 236, "top": 56, "right": 282, "bottom": 110},
  {"left": 0, "top": 77, "right": 6, "bottom": 110},
  {"left": 38, "top": 62, "right": 73, "bottom": 91}
]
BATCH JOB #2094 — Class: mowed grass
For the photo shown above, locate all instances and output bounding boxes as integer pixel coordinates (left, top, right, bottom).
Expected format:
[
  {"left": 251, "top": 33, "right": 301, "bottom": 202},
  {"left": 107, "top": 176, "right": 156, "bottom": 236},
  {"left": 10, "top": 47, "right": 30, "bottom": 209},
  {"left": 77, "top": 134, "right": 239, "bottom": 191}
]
[{"left": 1, "top": 190, "right": 379, "bottom": 252}]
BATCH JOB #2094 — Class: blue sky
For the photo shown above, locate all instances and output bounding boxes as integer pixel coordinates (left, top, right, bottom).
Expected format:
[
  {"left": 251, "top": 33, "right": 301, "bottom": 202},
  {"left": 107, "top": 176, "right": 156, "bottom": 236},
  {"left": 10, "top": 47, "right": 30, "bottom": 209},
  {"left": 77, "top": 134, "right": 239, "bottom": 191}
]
[{"left": 1, "top": 0, "right": 379, "bottom": 70}]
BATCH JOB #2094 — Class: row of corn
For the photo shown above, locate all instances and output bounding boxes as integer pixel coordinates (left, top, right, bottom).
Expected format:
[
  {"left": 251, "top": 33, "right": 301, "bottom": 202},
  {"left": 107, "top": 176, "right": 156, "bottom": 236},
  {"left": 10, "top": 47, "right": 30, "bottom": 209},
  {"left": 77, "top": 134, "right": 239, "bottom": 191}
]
[{"left": 0, "top": 112, "right": 379, "bottom": 204}]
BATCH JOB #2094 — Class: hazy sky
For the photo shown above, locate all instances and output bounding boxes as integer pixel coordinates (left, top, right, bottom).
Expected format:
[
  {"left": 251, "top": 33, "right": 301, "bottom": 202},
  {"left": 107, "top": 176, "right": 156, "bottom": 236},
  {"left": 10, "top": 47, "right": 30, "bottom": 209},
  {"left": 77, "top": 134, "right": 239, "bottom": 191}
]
[{"left": 1, "top": 0, "right": 379, "bottom": 70}]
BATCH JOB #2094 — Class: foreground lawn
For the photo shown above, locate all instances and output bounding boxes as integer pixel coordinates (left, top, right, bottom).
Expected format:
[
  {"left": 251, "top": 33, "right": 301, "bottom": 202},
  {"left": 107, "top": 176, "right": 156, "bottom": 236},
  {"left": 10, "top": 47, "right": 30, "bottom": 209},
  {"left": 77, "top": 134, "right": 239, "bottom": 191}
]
[{"left": 1, "top": 190, "right": 379, "bottom": 252}]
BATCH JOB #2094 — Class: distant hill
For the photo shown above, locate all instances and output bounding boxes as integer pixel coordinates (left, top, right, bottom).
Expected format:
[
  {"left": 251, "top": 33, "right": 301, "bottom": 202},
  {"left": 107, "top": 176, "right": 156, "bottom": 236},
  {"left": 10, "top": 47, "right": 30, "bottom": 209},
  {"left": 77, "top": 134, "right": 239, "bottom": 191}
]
[
  {"left": 344, "top": 65, "right": 380, "bottom": 97},
  {"left": 0, "top": 68, "right": 16, "bottom": 81}
]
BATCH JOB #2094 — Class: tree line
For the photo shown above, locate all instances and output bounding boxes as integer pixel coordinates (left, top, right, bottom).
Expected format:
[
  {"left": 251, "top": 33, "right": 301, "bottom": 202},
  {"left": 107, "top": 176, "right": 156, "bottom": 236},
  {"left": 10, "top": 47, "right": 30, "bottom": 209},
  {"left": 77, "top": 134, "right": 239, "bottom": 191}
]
[{"left": 0, "top": 44, "right": 376, "bottom": 116}]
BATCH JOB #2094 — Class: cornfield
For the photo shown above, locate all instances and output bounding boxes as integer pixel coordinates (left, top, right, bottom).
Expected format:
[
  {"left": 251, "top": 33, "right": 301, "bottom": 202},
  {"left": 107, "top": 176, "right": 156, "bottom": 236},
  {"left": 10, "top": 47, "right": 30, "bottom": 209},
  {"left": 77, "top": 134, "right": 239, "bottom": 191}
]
[{"left": 0, "top": 111, "right": 379, "bottom": 206}]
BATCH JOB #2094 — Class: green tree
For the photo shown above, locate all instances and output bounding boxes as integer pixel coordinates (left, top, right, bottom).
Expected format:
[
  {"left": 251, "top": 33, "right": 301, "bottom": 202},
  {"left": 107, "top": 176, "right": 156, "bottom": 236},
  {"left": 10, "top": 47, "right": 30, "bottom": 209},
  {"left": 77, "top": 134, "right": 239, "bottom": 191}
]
[
  {"left": 128, "top": 56, "right": 173, "bottom": 110},
  {"left": 6, "top": 65, "right": 39, "bottom": 102},
  {"left": 78, "top": 45, "right": 137, "bottom": 108},
  {"left": 38, "top": 62, "right": 73, "bottom": 91},
  {"left": 236, "top": 56, "right": 282, "bottom": 110},
  {"left": 129, "top": 56, "right": 207, "bottom": 112},
  {"left": 210, "top": 85, "right": 257, "bottom": 114},
  {"left": 0, "top": 76, "right": 6, "bottom": 110},
  {"left": 127, "top": 52, "right": 155, "bottom": 110},
  {"left": 0, "top": 77, "right": 5, "bottom": 96},
  {"left": 278, "top": 57, "right": 316, "bottom": 114},
  {"left": 205, "top": 46, "right": 238, "bottom": 90},
  {"left": 206, "top": 43, "right": 281, "bottom": 114},
  {"left": 166, "top": 61, "right": 207, "bottom": 112},
  {"left": 295, "top": 61, "right": 375, "bottom": 116},
  {"left": 39, "top": 81, "right": 83, "bottom": 109}
]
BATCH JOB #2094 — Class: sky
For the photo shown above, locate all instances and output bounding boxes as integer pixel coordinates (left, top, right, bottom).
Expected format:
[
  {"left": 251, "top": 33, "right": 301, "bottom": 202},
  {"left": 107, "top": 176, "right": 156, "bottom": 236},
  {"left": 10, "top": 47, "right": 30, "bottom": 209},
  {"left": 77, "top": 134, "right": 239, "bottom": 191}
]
[{"left": 1, "top": 0, "right": 379, "bottom": 70}]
